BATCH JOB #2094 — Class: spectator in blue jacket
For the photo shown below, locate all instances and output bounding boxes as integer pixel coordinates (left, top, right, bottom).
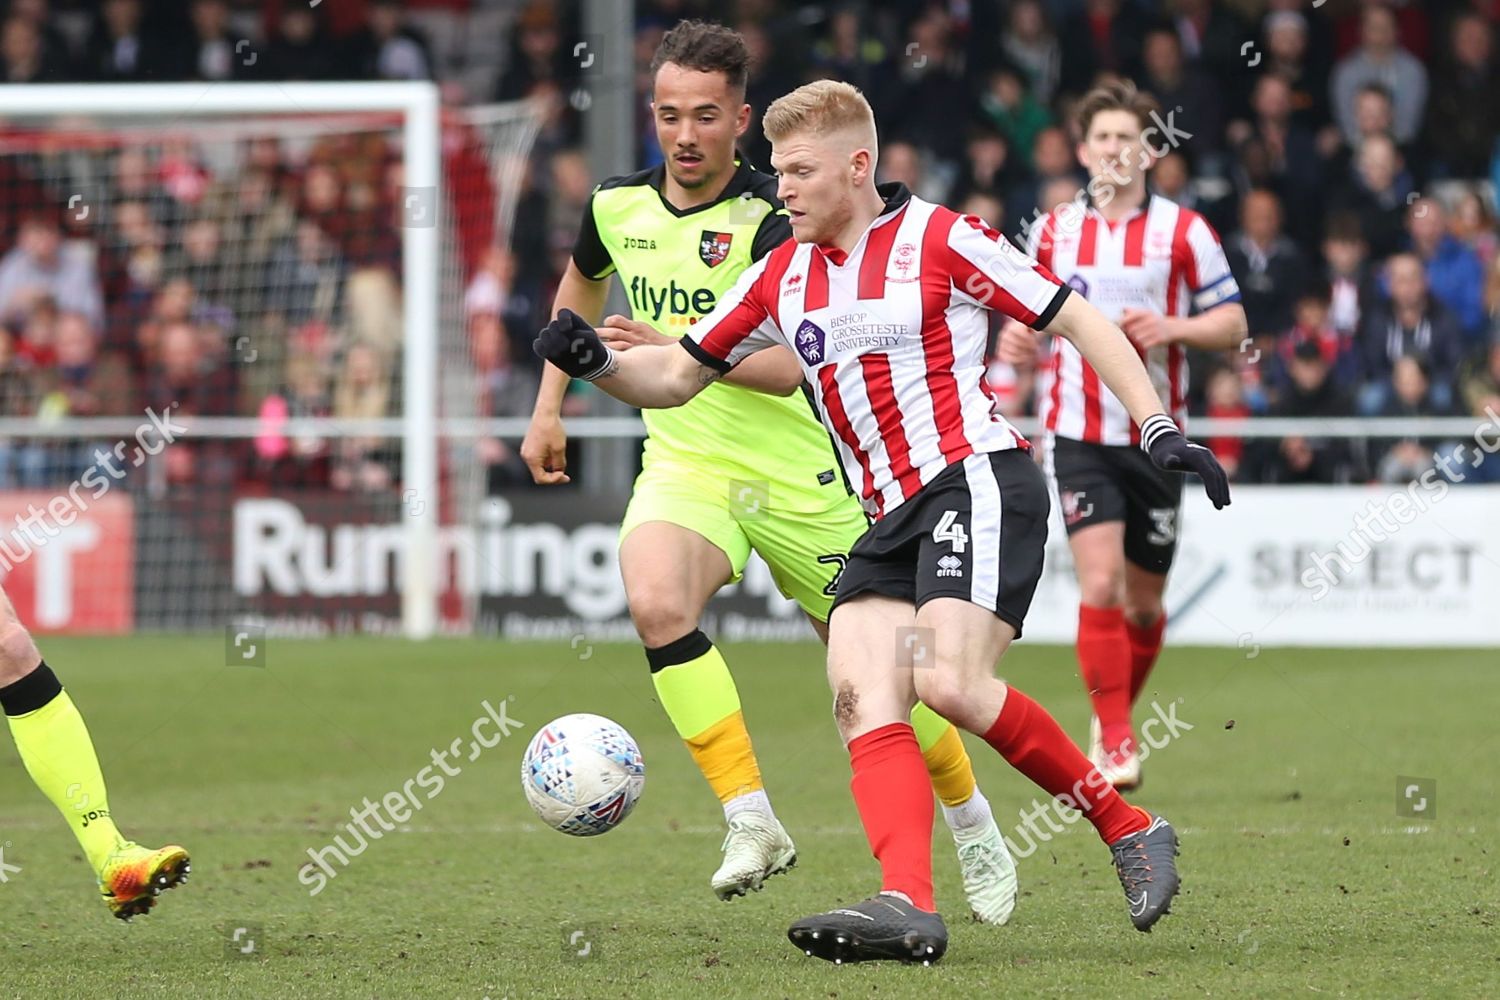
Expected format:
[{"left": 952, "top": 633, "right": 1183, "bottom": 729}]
[{"left": 1406, "top": 197, "right": 1485, "bottom": 345}]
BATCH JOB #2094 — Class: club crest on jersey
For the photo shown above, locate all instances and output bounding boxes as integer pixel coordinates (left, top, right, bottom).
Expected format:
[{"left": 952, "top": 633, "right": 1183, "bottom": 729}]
[
  {"left": 888, "top": 242, "right": 919, "bottom": 282},
  {"left": 794, "top": 319, "right": 826, "bottom": 365},
  {"left": 699, "top": 230, "right": 733, "bottom": 268},
  {"left": 1066, "top": 274, "right": 1090, "bottom": 297}
]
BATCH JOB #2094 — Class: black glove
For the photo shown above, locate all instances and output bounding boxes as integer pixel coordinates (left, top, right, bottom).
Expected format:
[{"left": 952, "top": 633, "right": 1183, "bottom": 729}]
[
  {"left": 1140, "top": 414, "right": 1231, "bottom": 509},
  {"left": 532, "top": 308, "right": 616, "bottom": 381}
]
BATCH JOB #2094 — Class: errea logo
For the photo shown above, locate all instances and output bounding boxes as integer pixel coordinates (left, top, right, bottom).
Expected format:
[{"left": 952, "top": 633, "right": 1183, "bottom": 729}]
[{"left": 623, "top": 237, "right": 657, "bottom": 250}]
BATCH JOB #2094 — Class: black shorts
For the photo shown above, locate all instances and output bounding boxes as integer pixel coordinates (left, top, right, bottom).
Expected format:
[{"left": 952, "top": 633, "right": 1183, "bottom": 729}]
[
  {"left": 829, "top": 450, "right": 1050, "bottom": 636},
  {"left": 1046, "top": 434, "right": 1183, "bottom": 574}
]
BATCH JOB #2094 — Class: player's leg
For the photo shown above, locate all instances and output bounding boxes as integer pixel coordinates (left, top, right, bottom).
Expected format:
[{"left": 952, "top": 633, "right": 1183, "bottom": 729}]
[
  {"left": 1124, "top": 562, "right": 1169, "bottom": 704},
  {"left": 1118, "top": 451, "right": 1184, "bottom": 708},
  {"left": 910, "top": 451, "right": 1178, "bottom": 932},
  {"left": 618, "top": 475, "right": 793, "bottom": 899},
  {"left": 0, "top": 585, "right": 188, "bottom": 920},
  {"left": 1050, "top": 436, "right": 1136, "bottom": 780},
  {"left": 752, "top": 499, "right": 1017, "bottom": 923},
  {"left": 787, "top": 592, "right": 949, "bottom": 964}
]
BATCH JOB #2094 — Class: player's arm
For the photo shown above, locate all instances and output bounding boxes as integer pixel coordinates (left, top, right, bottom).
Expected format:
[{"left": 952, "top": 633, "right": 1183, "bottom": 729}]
[
  {"left": 535, "top": 251, "right": 784, "bottom": 409},
  {"left": 597, "top": 313, "right": 803, "bottom": 396},
  {"left": 533, "top": 261, "right": 611, "bottom": 414},
  {"left": 1045, "top": 294, "right": 1229, "bottom": 506},
  {"left": 520, "top": 260, "right": 611, "bottom": 484},
  {"left": 536, "top": 309, "right": 717, "bottom": 407},
  {"left": 949, "top": 212, "right": 1231, "bottom": 508}
]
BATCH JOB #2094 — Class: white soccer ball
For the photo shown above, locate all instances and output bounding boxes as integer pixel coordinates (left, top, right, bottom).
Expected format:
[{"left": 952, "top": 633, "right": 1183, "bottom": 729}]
[{"left": 520, "top": 713, "right": 645, "bottom": 836}]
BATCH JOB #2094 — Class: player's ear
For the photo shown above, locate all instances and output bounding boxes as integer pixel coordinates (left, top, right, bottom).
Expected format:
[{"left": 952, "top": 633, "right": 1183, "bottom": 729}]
[
  {"left": 849, "top": 146, "right": 873, "bottom": 186},
  {"left": 734, "top": 102, "right": 750, "bottom": 138},
  {"left": 1075, "top": 141, "right": 1090, "bottom": 172}
]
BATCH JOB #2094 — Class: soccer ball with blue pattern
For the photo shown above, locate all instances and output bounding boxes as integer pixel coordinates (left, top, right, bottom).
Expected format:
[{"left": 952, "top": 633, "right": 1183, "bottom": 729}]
[{"left": 521, "top": 714, "right": 645, "bottom": 836}]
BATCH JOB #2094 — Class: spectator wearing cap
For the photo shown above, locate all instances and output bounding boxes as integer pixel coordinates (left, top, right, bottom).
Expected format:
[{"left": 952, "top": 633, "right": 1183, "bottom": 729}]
[
  {"left": 1406, "top": 197, "right": 1485, "bottom": 345},
  {"left": 0, "top": 215, "right": 104, "bottom": 330},
  {"left": 1357, "top": 252, "right": 1464, "bottom": 414},
  {"left": 1331, "top": 4, "right": 1428, "bottom": 148},
  {"left": 1269, "top": 281, "right": 1361, "bottom": 396}
]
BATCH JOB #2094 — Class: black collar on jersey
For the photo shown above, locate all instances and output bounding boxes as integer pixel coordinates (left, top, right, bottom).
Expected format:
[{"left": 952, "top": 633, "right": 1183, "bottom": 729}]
[
  {"left": 647, "top": 154, "right": 759, "bottom": 218},
  {"left": 875, "top": 181, "right": 913, "bottom": 215}
]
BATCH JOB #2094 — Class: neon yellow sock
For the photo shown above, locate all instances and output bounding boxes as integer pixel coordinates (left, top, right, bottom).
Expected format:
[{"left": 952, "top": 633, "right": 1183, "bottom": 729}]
[
  {"left": 650, "top": 636, "right": 764, "bottom": 804},
  {"left": 911, "top": 701, "right": 977, "bottom": 808},
  {"left": 8, "top": 688, "right": 127, "bottom": 873}
]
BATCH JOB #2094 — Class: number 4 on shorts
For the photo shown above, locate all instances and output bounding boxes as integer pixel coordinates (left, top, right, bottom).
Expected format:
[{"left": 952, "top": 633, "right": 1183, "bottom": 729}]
[{"left": 932, "top": 510, "right": 968, "bottom": 553}]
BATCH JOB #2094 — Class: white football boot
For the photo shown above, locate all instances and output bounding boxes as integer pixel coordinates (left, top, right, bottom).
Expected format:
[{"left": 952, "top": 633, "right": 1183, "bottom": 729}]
[
  {"left": 711, "top": 812, "right": 797, "bottom": 900},
  {"left": 953, "top": 819, "right": 1019, "bottom": 925}
]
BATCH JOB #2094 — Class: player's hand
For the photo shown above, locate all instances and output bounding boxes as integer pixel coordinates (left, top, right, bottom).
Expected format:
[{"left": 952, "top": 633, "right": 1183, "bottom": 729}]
[
  {"left": 996, "top": 319, "right": 1040, "bottom": 367},
  {"left": 533, "top": 308, "right": 617, "bottom": 381},
  {"left": 520, "top": 411, "right": 570, "bottom": 485},
  {"left": 1140, "top": 413, "right": 1231, "bottom": 509},
  {"left": 599, "top": 314, "right": 673, "bottom": 350},
  {"left": 1120, "top": 309, "right": 1177, "bottom": 349}
]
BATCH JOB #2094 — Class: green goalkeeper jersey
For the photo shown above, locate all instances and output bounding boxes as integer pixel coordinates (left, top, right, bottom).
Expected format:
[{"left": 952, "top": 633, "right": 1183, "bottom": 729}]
[{"left": 571, "top": 157, "right": 844, "bottom": 511}]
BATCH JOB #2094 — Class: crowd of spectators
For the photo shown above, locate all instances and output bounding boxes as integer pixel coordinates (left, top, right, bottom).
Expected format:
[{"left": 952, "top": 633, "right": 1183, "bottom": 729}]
[{"left": 0, "top": 0, "right": 1496, "bottom": 493}]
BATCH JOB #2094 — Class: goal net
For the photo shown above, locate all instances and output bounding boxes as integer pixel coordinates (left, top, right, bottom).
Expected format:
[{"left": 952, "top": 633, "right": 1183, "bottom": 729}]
[{"left": 0, "top": 83, "right": 542, "bottom": 640}]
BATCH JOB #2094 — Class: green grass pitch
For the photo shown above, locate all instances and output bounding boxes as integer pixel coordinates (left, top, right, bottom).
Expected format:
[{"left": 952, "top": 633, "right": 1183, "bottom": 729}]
[{"left": 1, "top": 637, "right": 1495, "bottom": 997}]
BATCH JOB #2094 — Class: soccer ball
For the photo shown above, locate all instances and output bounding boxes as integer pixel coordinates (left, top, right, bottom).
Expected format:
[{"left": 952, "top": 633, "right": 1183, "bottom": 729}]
[{"left": 520, "top": 713, "right": 645, "bottom": 836}]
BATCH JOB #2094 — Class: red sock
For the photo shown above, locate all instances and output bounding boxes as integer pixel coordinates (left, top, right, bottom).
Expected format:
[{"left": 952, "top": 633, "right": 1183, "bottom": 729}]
[
  {"left": 1077, "top": 604, "right": 1133, "bottom": 756},
  {"left": 848, "top": 723, "right": 935, "bottom": 911},
  {"left": 982, "top": 687, "right": 1149, "bottom": 845},
  {"left": 1126, "top": 614, "right": 1166, "bottom": 704}
]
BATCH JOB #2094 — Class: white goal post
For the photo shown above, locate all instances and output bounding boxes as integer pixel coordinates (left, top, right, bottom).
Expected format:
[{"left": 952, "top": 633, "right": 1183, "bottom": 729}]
[{"left": 0, "top": 82, "right": 443, "bottom": 635}]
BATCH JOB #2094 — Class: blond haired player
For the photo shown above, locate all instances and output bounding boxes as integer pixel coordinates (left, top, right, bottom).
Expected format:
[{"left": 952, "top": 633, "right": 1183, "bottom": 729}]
[
  {"left": 537, "top": 78, "right": 1231, "bottom": 963},
  {"left": 521, "top": 20, "right": 1019, "bottom": 921}
]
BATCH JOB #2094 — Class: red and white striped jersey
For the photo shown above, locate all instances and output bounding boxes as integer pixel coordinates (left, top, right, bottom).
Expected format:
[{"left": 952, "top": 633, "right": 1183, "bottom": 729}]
[
  {"left": 682, "top": 184, "right": 1069, "bottom": 519},
  {"left": 1030, "top": 194, "right": 1240, "bottom": 445}
]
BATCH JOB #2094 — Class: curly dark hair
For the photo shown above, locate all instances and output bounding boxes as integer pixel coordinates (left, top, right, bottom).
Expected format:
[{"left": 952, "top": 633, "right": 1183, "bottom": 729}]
[{"left": 649, "top": 20, "right": 750, "bottom": 94}]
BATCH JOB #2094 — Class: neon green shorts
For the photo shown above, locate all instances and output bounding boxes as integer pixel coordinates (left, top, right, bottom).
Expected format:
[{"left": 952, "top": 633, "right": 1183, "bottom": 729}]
[{"left": 618, "top": 461, "right": 867, "bottom": 622}]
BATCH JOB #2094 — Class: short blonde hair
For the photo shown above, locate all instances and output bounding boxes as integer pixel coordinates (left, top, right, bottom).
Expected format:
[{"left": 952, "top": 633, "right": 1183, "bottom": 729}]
[{"left": 762, "top": 80, "right": 877, "bottom": 146}]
